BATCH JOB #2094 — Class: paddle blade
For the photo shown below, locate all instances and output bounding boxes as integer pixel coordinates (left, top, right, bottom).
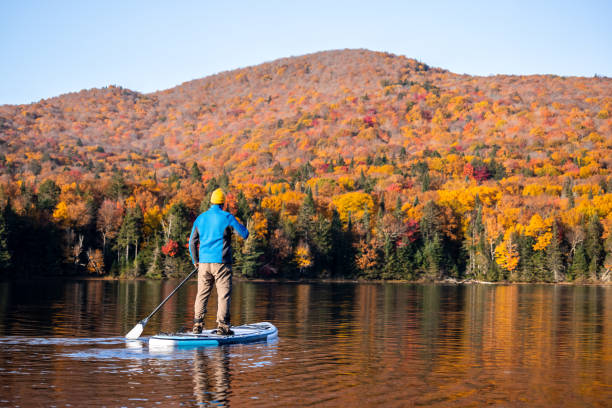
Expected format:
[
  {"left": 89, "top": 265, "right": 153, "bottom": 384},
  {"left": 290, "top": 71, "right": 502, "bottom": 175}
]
[{"left": 125, "top": 322, "right": 144, "bottom": 339}]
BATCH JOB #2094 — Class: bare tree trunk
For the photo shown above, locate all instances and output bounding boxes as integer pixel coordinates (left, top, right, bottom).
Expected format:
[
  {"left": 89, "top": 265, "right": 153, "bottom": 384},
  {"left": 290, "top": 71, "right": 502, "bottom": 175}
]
[
  {"left": 73, "top": 234, "right": 84, "bottom": 264},
  {"left": 161, "top": 218, "right": 172, "bottom": 241}
]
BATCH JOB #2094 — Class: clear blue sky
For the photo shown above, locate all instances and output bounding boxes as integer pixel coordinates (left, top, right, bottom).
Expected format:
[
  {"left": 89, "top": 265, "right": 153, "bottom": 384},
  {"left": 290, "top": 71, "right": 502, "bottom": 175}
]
[{"left": 1, "top": 0, "right": 610, "bottom": 105}]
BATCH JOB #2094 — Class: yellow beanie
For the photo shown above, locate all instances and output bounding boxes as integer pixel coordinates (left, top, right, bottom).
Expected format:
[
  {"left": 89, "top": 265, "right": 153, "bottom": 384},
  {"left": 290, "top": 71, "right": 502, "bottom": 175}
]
[{"left": 210, "top": 188, "right": 225, "bottom": 204}]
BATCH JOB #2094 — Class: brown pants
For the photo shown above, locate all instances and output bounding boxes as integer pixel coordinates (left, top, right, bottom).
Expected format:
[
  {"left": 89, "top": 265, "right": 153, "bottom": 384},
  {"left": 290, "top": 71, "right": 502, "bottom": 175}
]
[{"left": 194, "top": 263, "right": 232, "bottom": 328}]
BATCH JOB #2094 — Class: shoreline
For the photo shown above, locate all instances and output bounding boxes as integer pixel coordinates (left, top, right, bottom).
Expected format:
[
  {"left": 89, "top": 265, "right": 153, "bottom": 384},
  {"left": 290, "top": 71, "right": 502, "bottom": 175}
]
[{"left": 1, "top": 274, "right": 610, "bottom": 286}]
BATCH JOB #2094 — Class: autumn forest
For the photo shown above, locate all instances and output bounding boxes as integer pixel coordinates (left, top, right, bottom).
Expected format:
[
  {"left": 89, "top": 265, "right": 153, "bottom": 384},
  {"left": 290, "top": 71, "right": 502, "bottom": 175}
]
[{"left": 0, "top": 49, "right": 611, "bottom": 282}]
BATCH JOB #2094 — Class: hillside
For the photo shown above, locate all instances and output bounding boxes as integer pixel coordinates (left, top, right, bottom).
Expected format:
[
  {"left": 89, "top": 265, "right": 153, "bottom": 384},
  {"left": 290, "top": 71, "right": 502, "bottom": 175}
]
[
  {"left": 3, "top": 49, "right": 610, "bottom": 181},
  {"left": 0, "top": 49, "right": 611, "bottom": 281}
]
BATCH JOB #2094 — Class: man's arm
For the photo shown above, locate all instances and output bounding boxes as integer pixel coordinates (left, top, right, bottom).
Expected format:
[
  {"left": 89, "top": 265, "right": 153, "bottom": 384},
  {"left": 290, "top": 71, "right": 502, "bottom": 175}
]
[
  {"left": 229, "top": 215, "right": 249, "bottom": 239},
  {"left": 189, "top": 224, "right": 199, "bottom": 265}
]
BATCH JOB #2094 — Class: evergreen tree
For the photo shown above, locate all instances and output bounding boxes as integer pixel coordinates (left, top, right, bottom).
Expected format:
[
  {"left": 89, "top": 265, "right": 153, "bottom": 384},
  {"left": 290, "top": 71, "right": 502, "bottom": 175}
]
[
  {"left": 546, "top": 221, "right": 565, "bottom": 281},
  {"left": 412, "top": 161, "right": 430, "bottom": 192},
  {"left": 395, "top": 196, "right": 403, "bottom": 217},
  {"left": 118, "top": 205, "right": 143, "bottom": 266},
  {"left": 160, "top": 152, "right": 170, "bottom": 165},
  {"left": 190, "top": 162, "right": 202, "bottom": 181},
  {"left": 362, "top": 203, "right": 371, "bottom": 242},
  {"left": 312, "top": 216, "right": 332, "bottom": 272},
  {"left": 167, "top": 202, "right": 191, "bottom": 247},
  {"left": 531, "top": 250, "right": 550, "bottom": 281},
  {"left": 297, "top": 189, "right": 333, "bottom": 275},
  {"left": 217, "top": 170, "right": 230, "bottom": 189},
  {"left": 517, "top": 235, "right": 536, "bottom": 281},
  {"left": 397, "top": 239, "right": 418, "bottom": 280},
  {"left": 486, "top": 157, "right": 506, "bottom": 180},
  {"left": 330, "top": 209, "right": 351, "bottom": 276},
  {"left": 422, "top": 233, "right": 443, "bottom": 280},
  {"left": 109, "top": 171, "right": 129, "bottom": 200},
  {"left": 235, "top": 191, "right": 251, "bottom": 223},
  {"left": 562, "top": 178, "right": 574, "bottom": 208},
  {"left": 381, "top": 235, "right": 402, "bottom": 279},
  {"left": 420, "top": 201, "right": 441, "bottom": 242},
  {"left": 272, "top": 162, "right": 284, "bottom": 178},
  {"left": 19, "top": 183, "right": 35, "bottom": 215},
  {"left": 296, "top": 162, "right": 315, "bottom": 182},
  {"left": 585, "top": 215, "right": 604, "bottom": 280},
  {"left": 236, "top": 234, "right": 263, "bottom": 278},
  {"left": 418, "top": 200, "right": 463, "bottom": 278},
  {"left": 357, "top": 169, "right": 367, "bottom": 190},
  {"left": 37, "top": 179, "right": 60, "bottom": 212},
  {"left": 337, "top": 211, "right": 357, "bottom": 277},
  {"left": 297, "top": 188, "right": 316, "bottom": 241},
  {"left": 569, "top": 242, "right": 588, "bottom": 280},
  {"left": 205, "top": 177, "right": 218, "bottom": 194}
]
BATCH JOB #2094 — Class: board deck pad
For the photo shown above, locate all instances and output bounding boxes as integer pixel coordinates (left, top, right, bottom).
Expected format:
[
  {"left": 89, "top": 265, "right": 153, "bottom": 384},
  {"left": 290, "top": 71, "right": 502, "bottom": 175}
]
[{"left": 148, "top": 322, "right": 278, "bottom": 347}]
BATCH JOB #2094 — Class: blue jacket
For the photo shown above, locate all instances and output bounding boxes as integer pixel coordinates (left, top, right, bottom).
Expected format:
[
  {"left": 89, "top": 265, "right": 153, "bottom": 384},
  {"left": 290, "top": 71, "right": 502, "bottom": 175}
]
[{"left": 189, "top": 205, "right": 249, "bottom": 264}]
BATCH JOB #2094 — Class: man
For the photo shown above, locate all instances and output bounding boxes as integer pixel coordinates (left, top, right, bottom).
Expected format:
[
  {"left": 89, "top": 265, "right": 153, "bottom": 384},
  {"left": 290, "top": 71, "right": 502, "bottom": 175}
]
[{"left": 189, "top": 188, "right": 249, "bottom": 335}]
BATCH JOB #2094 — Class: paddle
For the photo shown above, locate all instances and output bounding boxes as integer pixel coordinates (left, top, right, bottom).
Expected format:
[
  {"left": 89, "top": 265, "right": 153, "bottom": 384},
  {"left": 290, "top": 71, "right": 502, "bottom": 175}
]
[{"left": 125, "top": 266, "right": 198, "bottom": 339}]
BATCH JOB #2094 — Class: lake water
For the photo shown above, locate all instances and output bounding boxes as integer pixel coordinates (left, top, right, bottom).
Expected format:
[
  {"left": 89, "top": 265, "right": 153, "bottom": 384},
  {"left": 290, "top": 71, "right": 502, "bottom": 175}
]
[{"left": 0, "top": 279, "right": 610, "bottom": 407}]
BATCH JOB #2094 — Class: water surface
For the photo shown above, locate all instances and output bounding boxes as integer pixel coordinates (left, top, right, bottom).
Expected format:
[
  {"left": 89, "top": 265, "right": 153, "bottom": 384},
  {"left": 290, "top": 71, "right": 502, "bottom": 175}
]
[{"left": 0, "top": 280, "right": 610, "bottom": 407}]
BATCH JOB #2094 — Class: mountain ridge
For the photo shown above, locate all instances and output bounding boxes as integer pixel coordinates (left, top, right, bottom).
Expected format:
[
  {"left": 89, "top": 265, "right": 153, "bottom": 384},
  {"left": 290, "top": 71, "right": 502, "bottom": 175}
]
[
  {"left": 1, "top": 48, "right": 610, "bottom": 182},
  {"left": 4, "top": 48, "right": 605, "bottom": 109}
]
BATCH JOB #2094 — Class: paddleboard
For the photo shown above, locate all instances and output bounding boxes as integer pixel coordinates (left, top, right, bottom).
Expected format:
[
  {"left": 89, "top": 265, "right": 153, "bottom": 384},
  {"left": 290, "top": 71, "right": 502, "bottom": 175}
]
[{"left": 149, "top": 322, "right": 278, "bottom": 348}]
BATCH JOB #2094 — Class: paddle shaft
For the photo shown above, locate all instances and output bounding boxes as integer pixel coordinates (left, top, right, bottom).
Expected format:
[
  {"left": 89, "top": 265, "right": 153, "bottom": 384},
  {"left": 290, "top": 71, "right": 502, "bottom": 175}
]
[{"left": 141, "top": 266, "right": 198, "bottom": 325}]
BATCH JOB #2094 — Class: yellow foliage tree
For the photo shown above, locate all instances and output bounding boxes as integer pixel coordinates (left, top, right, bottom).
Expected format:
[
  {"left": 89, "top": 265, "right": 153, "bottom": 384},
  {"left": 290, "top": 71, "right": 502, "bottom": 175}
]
[
  {"left": 53, "top": 200, "right": 91, "bottom": 229},
  {"left": 524, "top": 213, "right": 553, "bottom": 251},
  {"left": 332, "top": 192, "right": 374, "bottom": 224},
  {"left": 495, "top": 232, "right": 519, "bottom": 273},
  {"left": 251, "top": 211, "right": 268, "bottom": 240},
  {"left": 294, "top": 241, "right": 312, "bottom": 270},
  {"left": 143, "top": 205, "right": 162, "bottom": 237}
]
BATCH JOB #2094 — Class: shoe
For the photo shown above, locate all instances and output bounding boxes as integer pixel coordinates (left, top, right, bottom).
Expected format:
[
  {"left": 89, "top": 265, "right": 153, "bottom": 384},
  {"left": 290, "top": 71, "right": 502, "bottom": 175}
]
[
  {"left": 192, "top": 318, "right": 204, "bottom": 334},
  {"left": 215, "top": 325, "right": 234, "bottom": 336}
]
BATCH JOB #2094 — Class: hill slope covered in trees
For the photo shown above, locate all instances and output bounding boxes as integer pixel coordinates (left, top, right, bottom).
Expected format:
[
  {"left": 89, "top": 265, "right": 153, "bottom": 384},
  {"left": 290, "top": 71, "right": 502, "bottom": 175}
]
[{"left": 0, "top": 49, "right": 611, "bottom": 281}]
